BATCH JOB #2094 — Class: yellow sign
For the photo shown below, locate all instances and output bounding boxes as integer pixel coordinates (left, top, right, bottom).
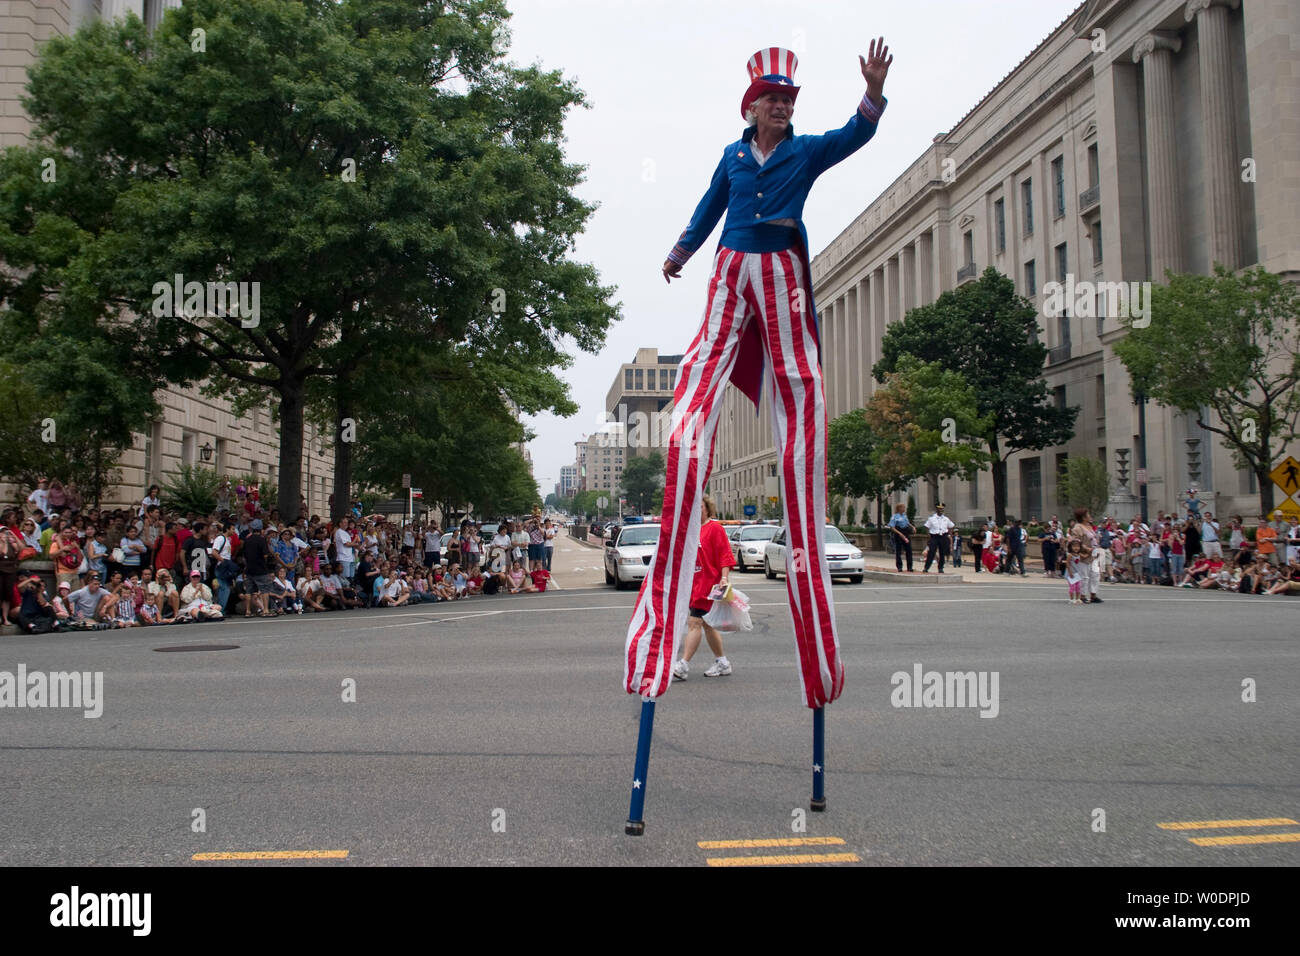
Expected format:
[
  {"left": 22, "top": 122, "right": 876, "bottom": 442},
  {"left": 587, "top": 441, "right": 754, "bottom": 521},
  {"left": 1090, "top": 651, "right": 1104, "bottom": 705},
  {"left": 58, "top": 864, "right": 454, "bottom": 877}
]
[
  {"left": 1274, "top": 500, "right": 1300, "bottom": 523},
  {"left": 1269, "top": 456, "right": 1300, "bottom": 497}
]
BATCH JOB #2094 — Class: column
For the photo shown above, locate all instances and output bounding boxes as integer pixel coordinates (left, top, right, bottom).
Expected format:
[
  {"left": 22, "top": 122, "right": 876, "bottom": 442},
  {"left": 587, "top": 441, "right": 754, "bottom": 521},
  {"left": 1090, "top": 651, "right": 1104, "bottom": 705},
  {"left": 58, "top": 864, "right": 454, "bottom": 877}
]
[
  {"left": 822, "top": 298, "right": 837, "bottom": 417},
  {"left": 1186, "top": 0, "right": 1242, "bottom": 270},
  {"left": 1132, "top": 31, "right": 1184, "bottom": 278},
  {"left": 900, "top": 244, "right": 916, "bottom": 315},
  {"left": 917, "top": 231, "right": 935, "bottom": 306},
  {"left": 845, "top": 286, "right": 859, "bottom": 412},
  {"left": 837, "top": 296, "right": 851, "bottom": 415}
]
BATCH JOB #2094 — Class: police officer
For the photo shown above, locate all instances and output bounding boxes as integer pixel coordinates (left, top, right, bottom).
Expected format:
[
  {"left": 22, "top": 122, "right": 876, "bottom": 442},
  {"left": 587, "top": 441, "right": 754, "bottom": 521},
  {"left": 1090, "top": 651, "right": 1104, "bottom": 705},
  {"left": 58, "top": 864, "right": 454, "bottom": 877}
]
[
  {"left": 922, "top": 503, "right": 955, "bottom": 573},
  {"left": 887, "top": 502, "right": 915, "bottom": 572}
]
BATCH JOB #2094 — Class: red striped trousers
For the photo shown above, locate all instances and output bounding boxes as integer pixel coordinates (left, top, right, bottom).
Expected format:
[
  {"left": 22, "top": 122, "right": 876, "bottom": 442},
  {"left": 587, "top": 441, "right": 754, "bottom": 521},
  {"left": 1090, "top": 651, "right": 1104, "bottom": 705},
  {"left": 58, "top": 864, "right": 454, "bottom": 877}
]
[{"left": 623, "top": 245, "right": 843, "bottom": 708}]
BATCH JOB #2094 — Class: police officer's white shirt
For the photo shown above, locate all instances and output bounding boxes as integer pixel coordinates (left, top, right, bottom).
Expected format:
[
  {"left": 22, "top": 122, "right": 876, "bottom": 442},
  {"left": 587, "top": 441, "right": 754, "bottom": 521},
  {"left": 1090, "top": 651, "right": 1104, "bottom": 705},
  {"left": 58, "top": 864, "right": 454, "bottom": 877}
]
[{"left": 924, "top": 513, "right": 954, "bottom": 535}]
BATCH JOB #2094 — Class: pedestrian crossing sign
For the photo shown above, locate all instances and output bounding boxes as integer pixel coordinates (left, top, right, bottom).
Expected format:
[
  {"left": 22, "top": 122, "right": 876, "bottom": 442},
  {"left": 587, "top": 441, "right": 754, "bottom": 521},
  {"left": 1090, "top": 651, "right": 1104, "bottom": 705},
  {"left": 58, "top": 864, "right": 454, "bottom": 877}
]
[{"left": 1269, "top": 456, "right": 1300, "bottom": 497}]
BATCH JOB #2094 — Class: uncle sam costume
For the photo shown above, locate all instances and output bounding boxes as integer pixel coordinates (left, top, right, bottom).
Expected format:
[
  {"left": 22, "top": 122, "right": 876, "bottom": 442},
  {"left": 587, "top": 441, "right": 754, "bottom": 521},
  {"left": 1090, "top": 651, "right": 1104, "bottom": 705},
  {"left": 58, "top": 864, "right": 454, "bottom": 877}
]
[{"left": 624, "top": 47, "right": 886, "bottom": 709}]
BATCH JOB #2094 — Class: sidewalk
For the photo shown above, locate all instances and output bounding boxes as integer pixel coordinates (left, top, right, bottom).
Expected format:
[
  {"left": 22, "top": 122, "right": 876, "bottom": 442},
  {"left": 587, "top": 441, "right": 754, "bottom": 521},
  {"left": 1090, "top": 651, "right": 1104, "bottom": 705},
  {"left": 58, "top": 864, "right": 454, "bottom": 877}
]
[{"left": 548, "top": 532, "right": 607, "bottom": 589}]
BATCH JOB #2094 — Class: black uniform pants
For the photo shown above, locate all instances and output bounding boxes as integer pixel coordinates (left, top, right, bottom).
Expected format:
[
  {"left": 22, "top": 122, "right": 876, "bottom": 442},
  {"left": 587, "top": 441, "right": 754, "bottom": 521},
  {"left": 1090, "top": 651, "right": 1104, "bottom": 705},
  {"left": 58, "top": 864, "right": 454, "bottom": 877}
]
[
  {"left": 893, "top": 534, "right": 913, "bottom": 571},
  {"left": 924, "top": 533, "right": 950, "bottom": 572}
]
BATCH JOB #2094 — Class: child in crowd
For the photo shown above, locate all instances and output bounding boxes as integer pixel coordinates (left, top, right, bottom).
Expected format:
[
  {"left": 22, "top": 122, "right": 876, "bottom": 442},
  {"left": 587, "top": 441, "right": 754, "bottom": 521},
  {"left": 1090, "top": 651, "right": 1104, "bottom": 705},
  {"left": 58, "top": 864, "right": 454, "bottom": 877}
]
[
  {"left": 1064, "top": 540, "right": 1085, "bottom": 605},
  {"left": 530, "top": 563, "right": 551, "bottom": 593},
  {"left": 506, "top": 559, "right": 534, "bottom": 593}
]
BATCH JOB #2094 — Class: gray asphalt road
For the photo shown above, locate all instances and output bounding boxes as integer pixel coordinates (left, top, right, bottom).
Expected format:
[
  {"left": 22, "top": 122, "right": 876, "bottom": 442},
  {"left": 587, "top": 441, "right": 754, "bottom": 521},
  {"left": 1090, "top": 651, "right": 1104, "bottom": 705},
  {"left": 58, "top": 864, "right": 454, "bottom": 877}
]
[{"left": 2, "top": 550, "right": 1297, "bottom": 867}]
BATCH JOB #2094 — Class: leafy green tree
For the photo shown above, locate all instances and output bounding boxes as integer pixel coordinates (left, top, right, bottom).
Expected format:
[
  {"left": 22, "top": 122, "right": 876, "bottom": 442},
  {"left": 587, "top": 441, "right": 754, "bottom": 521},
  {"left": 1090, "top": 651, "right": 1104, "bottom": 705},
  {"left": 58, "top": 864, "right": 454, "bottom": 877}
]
[
  {"left": 1113, "top": 266, "right": 1300, "bottom": 515},
  {"left": 0, "top": 0, "right": 617, "bottom": 525},
  {"left": 874, "top": 268, "right": 1078, "bottom": 522},
  {"left": 864, "top": 356, "right": 994, "bottom": 502},
  {"left": 828, "top": 409, "right": 890, "bottom": 537},
  {"left": 1056, "top": 456, "right": 1112, "bottom": 518},
  {"left": 619, "top": 452, "right": 664, "bottom": 514}
]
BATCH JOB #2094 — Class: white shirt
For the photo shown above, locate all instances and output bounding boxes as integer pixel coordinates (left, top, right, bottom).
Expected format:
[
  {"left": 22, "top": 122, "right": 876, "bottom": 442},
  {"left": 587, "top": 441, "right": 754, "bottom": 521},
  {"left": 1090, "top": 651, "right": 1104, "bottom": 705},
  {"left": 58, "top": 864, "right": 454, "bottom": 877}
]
[
  {"left": 27, "top": 488, "right": 49, "bottom": 514},
  {"left": 424, "top": 530, "right": 440, "bottom": 551},
  {"left": 333, "top": 528, "right": 355, "bottom": 562},
  {"left": 210, "top": 534, "right": 232, "bottom": 561},
  {"left": 924, "top": 513, "right": 955, "bottom": 535}
]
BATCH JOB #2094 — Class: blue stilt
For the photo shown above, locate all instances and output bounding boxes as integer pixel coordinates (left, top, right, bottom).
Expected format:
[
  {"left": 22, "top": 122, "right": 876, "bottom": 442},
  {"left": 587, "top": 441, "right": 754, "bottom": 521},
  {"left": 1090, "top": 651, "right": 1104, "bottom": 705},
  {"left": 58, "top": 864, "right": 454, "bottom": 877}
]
[
  {"left": 810, "top": 706, "right": 826, "bottom": 811},
  {"left": 625, "top": 698, "right": 656, "bottom": 835}
]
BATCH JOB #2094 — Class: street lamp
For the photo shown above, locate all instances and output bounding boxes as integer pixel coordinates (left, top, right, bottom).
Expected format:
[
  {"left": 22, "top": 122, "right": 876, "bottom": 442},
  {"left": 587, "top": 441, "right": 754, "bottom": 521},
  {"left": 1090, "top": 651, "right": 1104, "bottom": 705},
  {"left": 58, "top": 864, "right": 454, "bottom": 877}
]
[{"left": 199, "top": 441, "right": 213, "bottom": 462}]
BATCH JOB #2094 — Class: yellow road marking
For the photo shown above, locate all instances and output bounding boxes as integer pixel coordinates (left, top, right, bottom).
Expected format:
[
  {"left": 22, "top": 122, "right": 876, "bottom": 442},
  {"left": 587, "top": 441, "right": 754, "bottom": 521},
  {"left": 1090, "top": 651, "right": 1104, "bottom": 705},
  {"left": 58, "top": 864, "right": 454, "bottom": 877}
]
[
  {"left": 1157, "top": 818, "right": 1297, "bottom": 830},
  {"left": 192, "top": 850, "right": 349, "bottom": 861},
  {"left": 707, "top": 852, "right": 859, "bottom": 867},
  {"left": 1188, "top": 833, "right": 1300, "bottom": 847},
  {"left": 698, "top": 837, "right": 846, "bottom": 849}
]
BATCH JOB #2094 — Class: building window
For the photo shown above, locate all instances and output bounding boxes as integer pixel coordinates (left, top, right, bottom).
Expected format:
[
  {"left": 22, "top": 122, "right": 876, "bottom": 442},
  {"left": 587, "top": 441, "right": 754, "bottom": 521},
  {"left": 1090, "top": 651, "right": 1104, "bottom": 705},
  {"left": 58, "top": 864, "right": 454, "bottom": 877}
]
[
  {"left": 994, "top": 198, "right": 1006, "bottom": 253},
  {"left": 1055, "top": 452, "right": 1069, "bottom": 493},
  {"left": 1055, "top": 242, "right": 1068, "bottom": 283},
  {"left": 1095, "top": 375, "right": 1105, "bottom": 416},
  {"left": 1020, "top": 458, "right": 1042, "bottom": 522},
  {"left": 963, "top": 230, "right": 974, "bottom": 267},
  {"left": 634, "top": 368, "right": 643, "bottom": 390},
  {"left": 1054, "top": 385, "right": 1067, "bottom": 412},
  {"left": 144, "top": 421, "right": 163, "bottom": 485},
  {"left": 1021, "top": 179, "right": 1034, "bottom": 236},
  {"left": 1087, "top": 143, "right": 1099, "bottom": 188},
  {"left": 1059, "top": 313, "right": 1071, "bottom": 351},
  {"left": 625, "top": 369, "right": 633, "bottom": 390},
  {"left": 1051, "top": 156, "right": 1065, "bottom": 217},
  {"left": 1024, "top": 260, "right": 1036, "bottom": 296},
  {"left": 1091, "top": 223, "right": 1103, "bottom": 265},
  {"left": 660, "top": 369, "right": 670, "bottom": 390}
]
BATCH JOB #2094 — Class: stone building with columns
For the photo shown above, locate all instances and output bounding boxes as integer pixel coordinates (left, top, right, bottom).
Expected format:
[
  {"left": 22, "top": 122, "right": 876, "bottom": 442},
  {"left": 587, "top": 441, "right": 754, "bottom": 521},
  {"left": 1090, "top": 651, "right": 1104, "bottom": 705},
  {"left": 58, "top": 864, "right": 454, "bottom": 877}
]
[
  {"left": 708, "top": 0, "right": 1298, "bottom": 526},
  {"left": 2, "top": 0, "right": 337, "bottom": 514}
]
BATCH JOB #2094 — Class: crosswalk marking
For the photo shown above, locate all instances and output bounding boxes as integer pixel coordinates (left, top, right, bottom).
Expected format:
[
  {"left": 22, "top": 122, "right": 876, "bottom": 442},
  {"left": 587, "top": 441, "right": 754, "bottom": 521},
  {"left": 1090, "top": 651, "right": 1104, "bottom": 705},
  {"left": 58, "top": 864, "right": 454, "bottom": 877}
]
[
  {"left": 698, "top": 836, "right": 846, "bottom": 849},
  {"left": 1188, "top": 833, "right": 1300, "bottom": 847},
  {"left": 707, "top": 852, "right": 860, "bottom": 867},
  {"left": 1157, "top": 817, "right": 1296, "bottom": 830},
  {"left": 192, "top": 850, "right": 349, "bottom": 861}
]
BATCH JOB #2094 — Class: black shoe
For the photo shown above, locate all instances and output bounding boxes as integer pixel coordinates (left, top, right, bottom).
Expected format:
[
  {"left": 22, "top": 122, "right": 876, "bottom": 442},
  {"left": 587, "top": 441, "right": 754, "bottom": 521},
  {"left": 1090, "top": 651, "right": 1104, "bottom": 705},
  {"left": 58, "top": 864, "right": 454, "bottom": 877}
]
[{"left": 1090, "top": 596, "right": 1103, "bottom": 603}]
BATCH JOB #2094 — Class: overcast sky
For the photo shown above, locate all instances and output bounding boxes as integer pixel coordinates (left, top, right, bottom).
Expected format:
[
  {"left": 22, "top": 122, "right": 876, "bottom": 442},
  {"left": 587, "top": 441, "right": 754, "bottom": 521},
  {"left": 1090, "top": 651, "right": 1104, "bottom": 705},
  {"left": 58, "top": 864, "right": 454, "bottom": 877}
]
[{"left": 508, "top": 0, "right": 1084, "bottom": 495}]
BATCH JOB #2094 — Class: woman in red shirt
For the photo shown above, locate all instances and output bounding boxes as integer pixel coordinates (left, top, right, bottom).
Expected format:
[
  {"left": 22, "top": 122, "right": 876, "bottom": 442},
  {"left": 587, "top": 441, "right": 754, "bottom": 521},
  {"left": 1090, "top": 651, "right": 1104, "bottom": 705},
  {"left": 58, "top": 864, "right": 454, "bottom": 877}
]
[{"left": 672, "top": 496, "right": 735, "bottom": 681}]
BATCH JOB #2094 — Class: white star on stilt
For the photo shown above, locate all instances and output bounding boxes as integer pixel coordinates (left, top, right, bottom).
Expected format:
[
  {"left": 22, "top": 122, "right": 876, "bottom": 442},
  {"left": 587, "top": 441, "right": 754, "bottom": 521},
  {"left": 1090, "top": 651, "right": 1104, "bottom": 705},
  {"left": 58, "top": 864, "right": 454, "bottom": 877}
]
[
  {"left": 633, "top": 779, "right": 642, "bottom": 789},
  {"left": 813, "top": 764, "right": 822, "bottom": 773}
]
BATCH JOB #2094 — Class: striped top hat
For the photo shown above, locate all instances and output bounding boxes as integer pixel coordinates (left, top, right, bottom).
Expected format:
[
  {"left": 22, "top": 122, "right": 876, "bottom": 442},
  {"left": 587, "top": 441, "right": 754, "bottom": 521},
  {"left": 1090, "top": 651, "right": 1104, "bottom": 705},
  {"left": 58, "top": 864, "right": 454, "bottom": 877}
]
[{"left": 741, "top": 47, "right": 801, "bottom": 119}]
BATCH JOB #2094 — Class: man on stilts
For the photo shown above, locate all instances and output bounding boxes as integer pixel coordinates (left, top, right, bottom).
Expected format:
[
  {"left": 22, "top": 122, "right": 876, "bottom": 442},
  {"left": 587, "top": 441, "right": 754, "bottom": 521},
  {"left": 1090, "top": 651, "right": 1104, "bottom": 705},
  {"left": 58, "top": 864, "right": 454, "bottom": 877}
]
[{"left": 624, "top": 38, "right": 894, "bottom": 834}]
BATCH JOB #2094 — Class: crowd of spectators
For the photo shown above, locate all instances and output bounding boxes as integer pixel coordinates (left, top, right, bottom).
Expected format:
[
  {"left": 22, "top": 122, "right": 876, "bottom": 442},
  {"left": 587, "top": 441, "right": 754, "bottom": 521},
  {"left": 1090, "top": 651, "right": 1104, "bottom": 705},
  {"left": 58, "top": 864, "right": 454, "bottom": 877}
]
[
  {"left": 2, "top": 476, "right": 561, "bottom": 634},
  {"left": 963, "top": 508, "right": 1300, "bottom": 596}
]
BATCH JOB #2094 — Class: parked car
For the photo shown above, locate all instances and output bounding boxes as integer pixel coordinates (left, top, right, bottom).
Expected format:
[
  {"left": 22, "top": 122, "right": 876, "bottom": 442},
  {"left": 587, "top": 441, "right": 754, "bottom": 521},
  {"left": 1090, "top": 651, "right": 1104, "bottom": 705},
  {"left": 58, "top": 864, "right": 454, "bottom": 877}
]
[
  {"left": 604, "top": 524, "right": 661, "bottom": 590},
  {"left": 763, "top": 525, "right": 864, "bottom": 583},
  {"left": 733, "top": 524, "right": 780, "bottom": 571}
]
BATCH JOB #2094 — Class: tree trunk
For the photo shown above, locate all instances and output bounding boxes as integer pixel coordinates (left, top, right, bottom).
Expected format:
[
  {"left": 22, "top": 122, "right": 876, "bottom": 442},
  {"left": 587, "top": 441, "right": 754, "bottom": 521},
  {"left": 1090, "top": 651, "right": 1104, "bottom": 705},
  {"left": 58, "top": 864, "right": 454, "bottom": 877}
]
[
  {"left": 332, "top": 386, "right": 355, "bottom": 524},
  {"left": 990, "top": 440, "right": 1008, "bottom": 525},
  {"left": 277, "top": 376, "right": 306, "bottom": 525},
  {"left": 1257, "top": 466, "right": 1274, "bottom": 515}
]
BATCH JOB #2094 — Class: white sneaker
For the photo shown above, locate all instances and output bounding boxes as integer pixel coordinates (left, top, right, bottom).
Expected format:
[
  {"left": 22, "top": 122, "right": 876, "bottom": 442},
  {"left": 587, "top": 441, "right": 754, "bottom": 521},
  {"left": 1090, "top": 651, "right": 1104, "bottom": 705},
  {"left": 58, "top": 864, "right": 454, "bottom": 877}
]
[
  {"left": 704, "top": 658, "right": 732, "bottom": 677},
  {"left": 672, "top": 659, "right": 688, "bottom": 682}
]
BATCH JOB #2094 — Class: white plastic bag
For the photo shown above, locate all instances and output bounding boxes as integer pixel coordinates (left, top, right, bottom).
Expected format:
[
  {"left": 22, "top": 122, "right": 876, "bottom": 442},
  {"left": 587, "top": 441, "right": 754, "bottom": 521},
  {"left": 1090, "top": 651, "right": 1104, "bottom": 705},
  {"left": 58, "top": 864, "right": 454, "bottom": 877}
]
[{"left": 703, "top": 584, "right": 752, "bottom": 632}]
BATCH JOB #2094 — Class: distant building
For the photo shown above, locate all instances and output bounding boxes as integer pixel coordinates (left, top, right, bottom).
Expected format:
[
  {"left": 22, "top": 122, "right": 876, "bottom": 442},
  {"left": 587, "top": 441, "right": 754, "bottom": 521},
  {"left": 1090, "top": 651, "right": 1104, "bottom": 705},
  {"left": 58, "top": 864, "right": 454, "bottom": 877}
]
[
  {"left": 604, "top": 348, "right": 681, "bottom": 461},
  {"left": 559, "top": 465, "right": 578, "bottom": 498}
]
